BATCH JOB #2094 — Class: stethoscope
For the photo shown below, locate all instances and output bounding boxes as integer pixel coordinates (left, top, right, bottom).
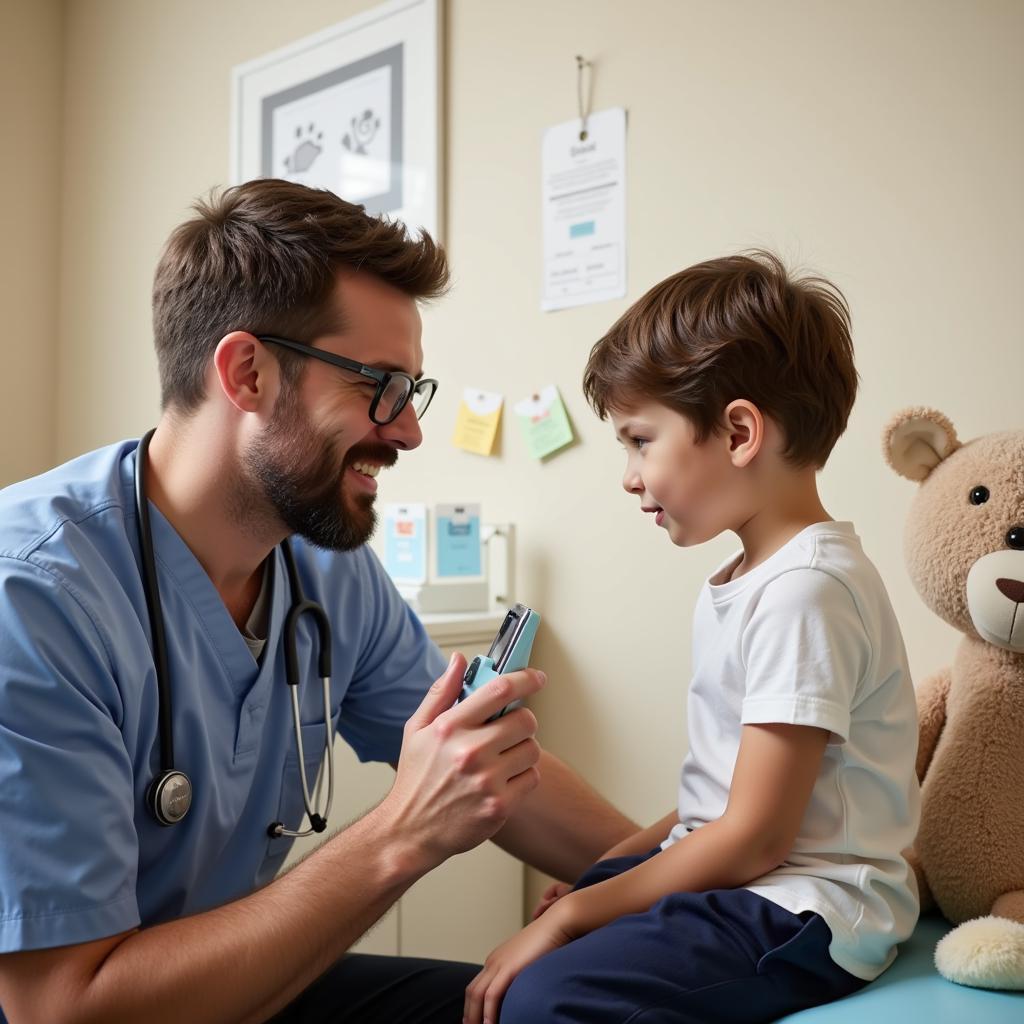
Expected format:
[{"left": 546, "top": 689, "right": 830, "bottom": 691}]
[{"left": 134, "top": 428, "right": 335, "bottom": 838}]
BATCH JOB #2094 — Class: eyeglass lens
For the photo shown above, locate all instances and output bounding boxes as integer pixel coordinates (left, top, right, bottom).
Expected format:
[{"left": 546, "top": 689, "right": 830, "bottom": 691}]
[{"left": 377, "top": 376, "right": 434, "bottom": 423}]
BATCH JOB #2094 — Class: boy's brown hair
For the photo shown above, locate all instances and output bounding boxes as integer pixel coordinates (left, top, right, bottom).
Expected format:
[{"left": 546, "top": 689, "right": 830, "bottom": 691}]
[
  {"left": 582, "top": 250, "right": 858, "bottom": 468},
  {"left": 153, "top": 178, "right": 450, "bottom": 413}
]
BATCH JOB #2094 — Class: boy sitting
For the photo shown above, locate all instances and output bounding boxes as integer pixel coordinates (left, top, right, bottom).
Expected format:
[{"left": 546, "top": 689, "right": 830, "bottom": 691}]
[{"left": 464, "top": 251, "right": 920, "bottom": 1024}]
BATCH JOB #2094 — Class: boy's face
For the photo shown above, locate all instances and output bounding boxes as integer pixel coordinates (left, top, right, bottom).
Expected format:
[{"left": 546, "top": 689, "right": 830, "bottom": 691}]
[{"left": 610, "top": 402, "right": 738, "bottom": 547}]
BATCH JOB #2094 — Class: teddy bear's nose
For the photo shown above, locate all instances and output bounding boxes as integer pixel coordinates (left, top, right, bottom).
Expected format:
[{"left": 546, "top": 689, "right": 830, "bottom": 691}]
[{"left": 996, "top": 577, "right": 1024, "bottom": 603}]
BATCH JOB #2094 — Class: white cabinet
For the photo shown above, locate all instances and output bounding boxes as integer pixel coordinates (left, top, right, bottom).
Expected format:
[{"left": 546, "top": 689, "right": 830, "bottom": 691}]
[{"left": 281, "top": 610, "right": 524, "bottom": 964}]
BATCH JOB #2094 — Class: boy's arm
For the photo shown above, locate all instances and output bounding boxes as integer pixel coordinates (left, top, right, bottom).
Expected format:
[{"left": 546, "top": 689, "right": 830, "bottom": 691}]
[
  {"left": 556, "top": 723, "right": 829, "bottom": 935},
  {"left": 596, "top": 808, "right": 680, "bottom": 861},
  {"left": 463, "top": 722, "right": 829, "bottom": 1024},
  {"left": 530, "top": 808, "right": 679, "bottom": 921}
]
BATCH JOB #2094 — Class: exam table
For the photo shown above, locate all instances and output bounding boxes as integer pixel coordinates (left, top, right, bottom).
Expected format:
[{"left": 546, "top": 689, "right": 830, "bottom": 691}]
[{"left": 777, "top": 914, "right": 1023, "bottom": 1022}]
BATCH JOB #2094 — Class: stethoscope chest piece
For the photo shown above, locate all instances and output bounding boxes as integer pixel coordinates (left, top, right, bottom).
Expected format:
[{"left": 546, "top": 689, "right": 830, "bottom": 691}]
[{"left": 148, "top": 769, "right": 193, "bottom": 826}]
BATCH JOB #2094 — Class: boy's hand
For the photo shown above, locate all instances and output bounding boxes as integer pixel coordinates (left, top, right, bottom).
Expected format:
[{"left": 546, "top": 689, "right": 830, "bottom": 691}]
[
  {"left": 530, "top": 881, "right": 573, "bottom": 920},
  {"left": 463, "top": 908, "right": 575, "bottom": 1024}
]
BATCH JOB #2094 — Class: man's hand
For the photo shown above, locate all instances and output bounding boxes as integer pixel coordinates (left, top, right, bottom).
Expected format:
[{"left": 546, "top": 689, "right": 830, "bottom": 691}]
[
  {"left": 383, "top": 653, "right": 546, "bottom": 868},
  {"left": 0, "top": 659, "right": 544, "bottom": 1024}
]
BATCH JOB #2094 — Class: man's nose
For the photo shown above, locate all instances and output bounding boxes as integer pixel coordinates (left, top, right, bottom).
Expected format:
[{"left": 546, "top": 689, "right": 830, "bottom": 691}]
[{"left": 377, "top": 400, "right": 422, "bottom": 451}]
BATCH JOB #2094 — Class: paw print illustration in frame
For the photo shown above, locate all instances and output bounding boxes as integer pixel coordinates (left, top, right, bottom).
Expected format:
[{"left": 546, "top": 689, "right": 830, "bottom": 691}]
[
  {"left": 283, "top": 123, "right": 324, "bottom": 174},
  {"left": 341, "top": 109, "right": 382, "bottom": 156}
]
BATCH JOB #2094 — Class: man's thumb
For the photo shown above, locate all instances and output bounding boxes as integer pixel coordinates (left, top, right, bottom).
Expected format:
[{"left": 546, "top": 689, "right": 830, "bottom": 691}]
[{"left": 409, "top": 651, "right": 467, "bottom": 730}]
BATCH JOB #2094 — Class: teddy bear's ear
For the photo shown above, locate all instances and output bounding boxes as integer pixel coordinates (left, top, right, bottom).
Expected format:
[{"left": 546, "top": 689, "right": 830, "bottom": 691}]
[{"left": 883, "top": 407, "right": 961, "bottom": 482}]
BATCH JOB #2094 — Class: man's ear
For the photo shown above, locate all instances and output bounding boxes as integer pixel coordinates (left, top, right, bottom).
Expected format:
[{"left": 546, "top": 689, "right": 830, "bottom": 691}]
[
  {"left": 723, "top": 399, "right": 764, "bottom": 468},
  {"left": 883, "top": 407, "right": 960, "bottom": 482},
  {"left": 212, "top": 332, "right": 279, "bottom": 414}
]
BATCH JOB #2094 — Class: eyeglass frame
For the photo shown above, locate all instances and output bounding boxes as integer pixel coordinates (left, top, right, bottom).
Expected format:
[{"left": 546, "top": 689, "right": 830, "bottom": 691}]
[{"left": 256, "top": 334, "right": 439, "bottom": 426}]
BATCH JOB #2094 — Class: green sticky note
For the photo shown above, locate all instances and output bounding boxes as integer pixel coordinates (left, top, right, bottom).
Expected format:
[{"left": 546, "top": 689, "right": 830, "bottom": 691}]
[{"left": 514, "top": 386, "right": 575, "bottom": 459}]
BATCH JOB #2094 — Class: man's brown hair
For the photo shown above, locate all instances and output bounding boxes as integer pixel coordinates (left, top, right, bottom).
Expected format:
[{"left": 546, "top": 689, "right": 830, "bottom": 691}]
[
  {"left": 152, "top": 179, "right": 450, "bottom": 412},
  {"left": 582, "top": 250, "right": 858, "bottom": 468}
]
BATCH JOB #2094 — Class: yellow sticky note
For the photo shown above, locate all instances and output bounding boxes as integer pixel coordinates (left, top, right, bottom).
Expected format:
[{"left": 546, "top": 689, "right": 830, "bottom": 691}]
[{"left": 453, "top": 388, "right": 503, "bottom": 455}]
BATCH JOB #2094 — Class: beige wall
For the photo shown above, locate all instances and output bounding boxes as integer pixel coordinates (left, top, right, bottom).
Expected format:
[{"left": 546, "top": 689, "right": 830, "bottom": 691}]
[
  {"left": 1, "top": 0, "right": 62, "bottom": 483},
  {"left": 9, "top": 0, "right": 1024, "bottom": 911}
]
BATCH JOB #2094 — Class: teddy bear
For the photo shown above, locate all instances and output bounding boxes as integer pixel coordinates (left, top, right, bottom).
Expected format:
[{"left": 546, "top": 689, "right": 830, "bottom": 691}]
[{"left": 883, "top": 407, "right": 1024, "bottom": 990}]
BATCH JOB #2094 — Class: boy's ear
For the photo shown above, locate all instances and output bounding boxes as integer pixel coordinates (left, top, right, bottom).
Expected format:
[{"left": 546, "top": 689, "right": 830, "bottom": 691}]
[
  {"left": 723, "top": 400, "right": 763, "bottom": 468},
  {"left": 882, "top": 407, "right": 960, "bottom": 482}
]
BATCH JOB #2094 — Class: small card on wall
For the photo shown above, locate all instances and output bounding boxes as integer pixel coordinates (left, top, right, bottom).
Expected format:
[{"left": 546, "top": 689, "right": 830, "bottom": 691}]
[
  {"left": 452, "top": 388, "right": 503, "bottom": 455},
  {"left": 514, "top": 386, "right": 575, "bottom": 460},
  {"left": 382, "top": 503, "right": 428, "bottom": 584},
  {"left": 434, "top": 503, "right": 483, "bottom": 578}
]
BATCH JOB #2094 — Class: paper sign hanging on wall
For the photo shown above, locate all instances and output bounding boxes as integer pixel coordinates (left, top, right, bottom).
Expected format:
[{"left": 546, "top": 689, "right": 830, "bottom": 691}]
[
  {"left": 382, "top": 503, "right": 428, "bottom": 583},
  {"left": 452, "top": 388, "right": 503, "bottom": 455},
  {"left": 514, "top": 386, "right": 575, "bottom": 460},
  {"left": 541, "top": 107, "right": 627, "bottom": 311}
]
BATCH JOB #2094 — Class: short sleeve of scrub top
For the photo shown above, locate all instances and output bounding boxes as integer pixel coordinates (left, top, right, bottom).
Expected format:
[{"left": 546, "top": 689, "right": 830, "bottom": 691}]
[{"left": 0, "top": 556, "right": 141, "bottom": 952}]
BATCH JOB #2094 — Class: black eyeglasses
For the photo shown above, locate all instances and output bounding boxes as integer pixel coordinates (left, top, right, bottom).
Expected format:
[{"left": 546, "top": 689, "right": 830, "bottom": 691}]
[{"left": 257, "top": 335, "right": 438, "bottom": 426}]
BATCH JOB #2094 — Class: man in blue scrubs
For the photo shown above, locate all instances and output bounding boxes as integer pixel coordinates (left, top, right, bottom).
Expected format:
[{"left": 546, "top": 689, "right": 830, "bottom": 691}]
[{"left": 0, "top": 179, "right": 635, "bottom": 1023}]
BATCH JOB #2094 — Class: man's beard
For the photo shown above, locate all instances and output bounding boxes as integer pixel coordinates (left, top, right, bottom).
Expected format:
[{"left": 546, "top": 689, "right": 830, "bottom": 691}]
[{"left": 242, "top": 389, "right": 396, "bottom": 551}]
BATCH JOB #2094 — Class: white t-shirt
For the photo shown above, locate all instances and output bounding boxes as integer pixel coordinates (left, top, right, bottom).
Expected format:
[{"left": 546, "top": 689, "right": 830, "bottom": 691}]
[{"left": 661, "top": 521, "right": 920, "bottom": 980}]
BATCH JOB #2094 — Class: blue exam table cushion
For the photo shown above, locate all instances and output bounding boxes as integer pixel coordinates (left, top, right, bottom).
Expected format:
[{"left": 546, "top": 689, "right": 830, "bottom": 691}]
[{"left": 778, "top": 915, "right": 1024, "bottom": 1022}]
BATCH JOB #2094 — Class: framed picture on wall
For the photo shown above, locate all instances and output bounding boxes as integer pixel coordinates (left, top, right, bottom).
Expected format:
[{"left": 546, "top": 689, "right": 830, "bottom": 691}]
[{"left": 231, "top": 0, "right": 442, "bottom": 239}]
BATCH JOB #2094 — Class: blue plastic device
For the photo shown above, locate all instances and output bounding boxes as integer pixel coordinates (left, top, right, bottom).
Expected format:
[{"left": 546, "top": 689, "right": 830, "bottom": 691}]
[{"left": 458, "top": 603, "right": 540, "bottom": 719}]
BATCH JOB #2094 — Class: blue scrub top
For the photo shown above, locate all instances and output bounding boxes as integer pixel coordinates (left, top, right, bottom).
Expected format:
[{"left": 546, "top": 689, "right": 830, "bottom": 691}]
[{"left": 0, "top": 440, "right": 446, "bottom": 959}]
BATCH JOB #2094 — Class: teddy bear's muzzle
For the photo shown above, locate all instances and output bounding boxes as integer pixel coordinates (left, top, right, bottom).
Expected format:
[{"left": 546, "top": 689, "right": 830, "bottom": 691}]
[{"left": 967, "top": 550, "right": 1024, "bottom": 652}]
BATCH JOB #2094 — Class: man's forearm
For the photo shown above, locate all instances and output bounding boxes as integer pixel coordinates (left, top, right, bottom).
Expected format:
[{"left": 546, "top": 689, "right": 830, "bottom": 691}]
[
  {"left": 492, "top": 750, "right": 637, "bottom": 881},
  {"left": 4, "top": 804, "right": 432, "bottom": 1024},
  {"left": 2, "top": 660, "right": 548, "bottom": 1024}
]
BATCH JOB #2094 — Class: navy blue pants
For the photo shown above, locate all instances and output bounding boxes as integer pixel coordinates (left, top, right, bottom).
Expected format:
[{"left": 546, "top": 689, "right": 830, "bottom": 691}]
[{"left": 499, "top": 851, "right": 867, "bottom": 1024}]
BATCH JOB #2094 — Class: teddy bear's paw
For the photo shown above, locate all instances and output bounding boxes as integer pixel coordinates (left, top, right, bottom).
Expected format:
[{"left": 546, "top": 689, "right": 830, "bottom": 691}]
[{"left": 934, "top": 915, "right": 1024, "bottom": 990}]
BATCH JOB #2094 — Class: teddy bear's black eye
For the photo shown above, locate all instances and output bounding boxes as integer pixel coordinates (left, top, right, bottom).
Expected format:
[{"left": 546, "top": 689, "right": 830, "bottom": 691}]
[
  {"left": 1008, "top": 527, "right": 1024, "bottom": 550},
  {"left": 969, "top": 486, "right": 990, "bottom": 505}
]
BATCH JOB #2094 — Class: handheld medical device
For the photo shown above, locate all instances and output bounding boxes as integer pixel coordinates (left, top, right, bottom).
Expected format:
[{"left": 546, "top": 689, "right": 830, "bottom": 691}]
[
  {"left": 135, "top": 428, "right": 335, "bottom": 837},
  {"left": 457, "top": 603, "right": 540, "bottom": 719}
]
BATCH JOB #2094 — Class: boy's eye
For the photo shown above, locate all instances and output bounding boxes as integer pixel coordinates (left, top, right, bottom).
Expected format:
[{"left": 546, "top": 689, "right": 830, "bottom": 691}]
[{"left": 630, "top": 437, "right": 649, "bottom": 450}]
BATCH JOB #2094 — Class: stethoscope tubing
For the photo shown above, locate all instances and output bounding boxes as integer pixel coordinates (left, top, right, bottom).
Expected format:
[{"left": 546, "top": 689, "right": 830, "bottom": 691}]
[
  {"left": 135, "top": 428, "right": 335, "bottom": 836},
  {"left": 135, "top": 429, "right": 176, "bottom": 774}
]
